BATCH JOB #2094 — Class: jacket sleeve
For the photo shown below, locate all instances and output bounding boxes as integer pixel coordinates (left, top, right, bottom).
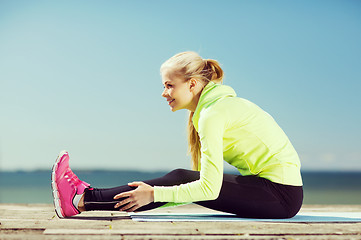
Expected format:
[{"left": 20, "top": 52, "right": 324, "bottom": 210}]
[{"left": 153, "top": 108, "right": 225, "bottom": 203}]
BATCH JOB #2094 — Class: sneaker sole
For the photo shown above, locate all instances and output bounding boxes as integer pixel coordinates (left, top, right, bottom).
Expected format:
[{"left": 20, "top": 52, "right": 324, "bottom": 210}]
[{"left": 51, "top": 150, "right": 68, "bottom": 218}]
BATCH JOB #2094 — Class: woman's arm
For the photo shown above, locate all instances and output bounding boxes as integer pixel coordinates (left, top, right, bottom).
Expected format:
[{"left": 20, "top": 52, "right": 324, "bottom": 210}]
[
  {"left": 154, "top": 108, "right": 226, "bottom": 202},
  {"left": 113, "top": 108, "right": 226, "bottom": 211}
]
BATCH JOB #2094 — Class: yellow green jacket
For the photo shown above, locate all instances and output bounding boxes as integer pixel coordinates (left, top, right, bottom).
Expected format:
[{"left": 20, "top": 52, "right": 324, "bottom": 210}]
[{"left": 154, "top": 81, "right": 302, "bottom": 203}]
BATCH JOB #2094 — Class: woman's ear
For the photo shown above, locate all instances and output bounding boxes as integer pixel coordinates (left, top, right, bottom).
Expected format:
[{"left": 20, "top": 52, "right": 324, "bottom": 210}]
[{"left": 189, "top": 78, "right": 198, "bottom": 91}]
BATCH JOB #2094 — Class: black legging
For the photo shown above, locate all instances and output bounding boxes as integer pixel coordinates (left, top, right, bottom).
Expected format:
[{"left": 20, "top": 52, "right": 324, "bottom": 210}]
[{"left": 84, "top": 168, "right": 303, "bottom": 219}]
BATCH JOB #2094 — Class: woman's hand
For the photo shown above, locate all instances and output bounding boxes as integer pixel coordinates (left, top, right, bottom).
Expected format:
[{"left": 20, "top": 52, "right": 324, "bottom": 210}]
[{"left": 113, "top": 182, "right": 154, "bottom": 212}]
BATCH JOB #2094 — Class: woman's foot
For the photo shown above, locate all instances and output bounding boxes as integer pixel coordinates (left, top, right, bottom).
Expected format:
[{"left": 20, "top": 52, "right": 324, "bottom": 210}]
[
  {"left": 77, "top": 194, "right": 86, "bottom": 212},
  {"left": 51, "top": 150, "right": 90, "bottom": 218}
]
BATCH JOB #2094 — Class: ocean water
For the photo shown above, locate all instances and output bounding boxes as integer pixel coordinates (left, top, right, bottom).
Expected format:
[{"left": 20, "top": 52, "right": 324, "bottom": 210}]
[{"left": 1, "top": 170, "right": 361, "bottom": 205}]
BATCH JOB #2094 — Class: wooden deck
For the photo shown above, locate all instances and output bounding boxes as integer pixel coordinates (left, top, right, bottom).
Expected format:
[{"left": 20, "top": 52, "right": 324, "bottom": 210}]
[{"left": 1, "top": 203, "right": 361, "bottom": 239}]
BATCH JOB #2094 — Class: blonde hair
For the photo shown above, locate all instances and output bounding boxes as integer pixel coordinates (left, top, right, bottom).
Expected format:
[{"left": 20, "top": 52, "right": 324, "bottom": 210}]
[{"left": 160, "top": 51, "right": 224, "bottom": 170}]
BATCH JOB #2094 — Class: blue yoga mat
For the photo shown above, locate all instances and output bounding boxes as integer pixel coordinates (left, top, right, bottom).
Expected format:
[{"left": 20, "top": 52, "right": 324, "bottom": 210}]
[{"left": 129, "top": 212, "right": 361, "bottom": 222}]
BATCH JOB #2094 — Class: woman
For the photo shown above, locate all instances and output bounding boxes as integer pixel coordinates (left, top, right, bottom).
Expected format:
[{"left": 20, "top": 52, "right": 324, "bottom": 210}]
[{"left": 52, "top": 51, "right": 303, "bottom": 219}]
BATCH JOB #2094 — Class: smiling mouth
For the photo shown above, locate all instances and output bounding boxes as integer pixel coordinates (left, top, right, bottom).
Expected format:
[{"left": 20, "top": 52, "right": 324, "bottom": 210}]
[{"left": 168, "top": 99, "right": 175, "bottom": 105}]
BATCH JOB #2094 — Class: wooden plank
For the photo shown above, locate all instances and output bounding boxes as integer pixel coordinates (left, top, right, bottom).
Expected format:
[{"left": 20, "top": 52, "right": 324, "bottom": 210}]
[{"left": 1, "top": 203, "right": 361, "bottom": 240}]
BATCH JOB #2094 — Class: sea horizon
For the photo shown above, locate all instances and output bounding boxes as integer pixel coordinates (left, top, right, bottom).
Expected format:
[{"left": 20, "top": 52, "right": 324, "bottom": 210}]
[{"left": 1, "top": 170, "right": 361, "bottom": 205}]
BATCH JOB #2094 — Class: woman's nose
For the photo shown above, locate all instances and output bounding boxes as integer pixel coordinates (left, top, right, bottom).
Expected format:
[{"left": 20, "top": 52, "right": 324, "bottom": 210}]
[{"left": 161, "top": 88, "right": 167, "bottom": 98}]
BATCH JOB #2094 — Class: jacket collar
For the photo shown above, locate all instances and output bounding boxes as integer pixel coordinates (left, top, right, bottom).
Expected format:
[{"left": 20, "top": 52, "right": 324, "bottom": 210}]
[{"left": 192, "top": 81, "right": 236, "bottom": 131}]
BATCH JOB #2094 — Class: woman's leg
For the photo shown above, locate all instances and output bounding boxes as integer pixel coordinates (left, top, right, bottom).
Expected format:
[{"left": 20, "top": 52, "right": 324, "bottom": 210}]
[
  {"left": 84, "top": 168, "right": 200, "bottom": 212},
  {"left": 84, "top": 168, "right": 303, "bottom": 218}
]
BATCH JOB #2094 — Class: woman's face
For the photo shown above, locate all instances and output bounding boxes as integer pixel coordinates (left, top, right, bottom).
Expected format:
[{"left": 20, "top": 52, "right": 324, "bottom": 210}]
[{"left": 161, "top": 71, "right": 194, "bottom": 112}]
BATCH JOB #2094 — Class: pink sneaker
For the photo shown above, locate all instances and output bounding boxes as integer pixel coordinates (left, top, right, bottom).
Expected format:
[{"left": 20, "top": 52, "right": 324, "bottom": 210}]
[{"left": 51, "top": 150, "right": 90, "bottom": 218}]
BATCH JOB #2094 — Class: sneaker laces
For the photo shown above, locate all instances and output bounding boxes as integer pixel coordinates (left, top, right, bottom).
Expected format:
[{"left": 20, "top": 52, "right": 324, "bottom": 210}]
[{"left": 64, "top": 168, "right": 88, "bottom": 187}]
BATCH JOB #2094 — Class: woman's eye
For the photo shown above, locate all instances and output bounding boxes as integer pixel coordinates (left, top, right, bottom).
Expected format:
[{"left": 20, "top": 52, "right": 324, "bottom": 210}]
[{"left": 163, "top": 83, "right": 173, "bottom": 89}]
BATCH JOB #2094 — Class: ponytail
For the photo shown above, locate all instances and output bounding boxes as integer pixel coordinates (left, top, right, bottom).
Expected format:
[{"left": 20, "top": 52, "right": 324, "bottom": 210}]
[
  {"left": 203, "top": 59, "right": 224, "bottom": 84},
  {"left": 188, "top": 111, "right": 201, "bottom": 170}
]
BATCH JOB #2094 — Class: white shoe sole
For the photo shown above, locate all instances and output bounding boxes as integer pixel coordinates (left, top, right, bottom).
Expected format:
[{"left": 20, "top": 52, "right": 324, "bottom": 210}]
[{"left": 51, "top": 150, "right": 68, "bottom": 218}]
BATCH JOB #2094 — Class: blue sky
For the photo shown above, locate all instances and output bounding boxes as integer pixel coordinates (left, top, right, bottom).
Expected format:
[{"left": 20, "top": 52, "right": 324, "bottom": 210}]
[{"left": 1, "top": 0, "right": 360, "bottom": 171}]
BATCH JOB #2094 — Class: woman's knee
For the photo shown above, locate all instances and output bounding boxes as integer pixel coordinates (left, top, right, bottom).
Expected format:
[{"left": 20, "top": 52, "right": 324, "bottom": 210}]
[
  {"left": 164, "top": 168, "right": 200, "bottom": 183},
  {"left": 167, "top": 168, "right": 188, "bottom": 175}
]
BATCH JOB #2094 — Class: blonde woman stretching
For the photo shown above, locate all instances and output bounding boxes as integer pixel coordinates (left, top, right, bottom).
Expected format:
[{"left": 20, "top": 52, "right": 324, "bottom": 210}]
[{"left": 52, "top": 51, "right": 303, "bottom": 219}]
